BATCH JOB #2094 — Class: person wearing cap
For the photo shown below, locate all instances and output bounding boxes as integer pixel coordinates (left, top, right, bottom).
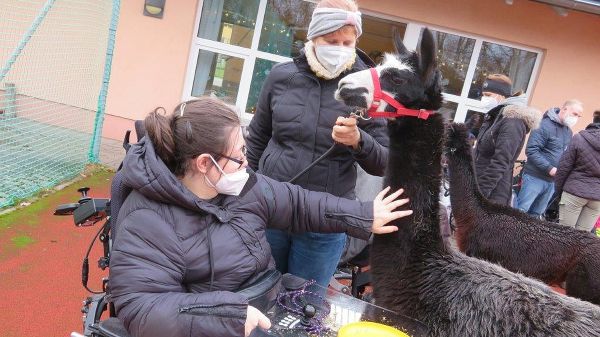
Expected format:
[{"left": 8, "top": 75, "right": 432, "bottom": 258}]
[
  {"left": 246, "top": 0, "right": 388, "bottom": 293},
  {"left": 516, "top": 99, "right": 584, "bottom": 218},
  {"left": 473, "top": 74, "right": 541, "bottom": 206}
]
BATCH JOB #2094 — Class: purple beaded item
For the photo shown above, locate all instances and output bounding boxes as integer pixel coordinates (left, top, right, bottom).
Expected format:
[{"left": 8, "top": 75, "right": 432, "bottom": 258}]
[{"left": 276, "top": 280, "right": 332, "bottom": 335}]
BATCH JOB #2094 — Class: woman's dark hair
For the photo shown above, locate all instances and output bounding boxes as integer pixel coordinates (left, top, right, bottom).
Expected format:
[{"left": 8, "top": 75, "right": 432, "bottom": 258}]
[
  {"left": 144, "top": 97, "right": 240, "bottom": 176},
  {"left": 594, "top": 110, "right": 600, "bottom": 124}
]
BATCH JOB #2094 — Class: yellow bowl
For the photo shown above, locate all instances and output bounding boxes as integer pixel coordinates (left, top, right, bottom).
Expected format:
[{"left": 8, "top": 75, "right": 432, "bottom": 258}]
[{"left": 338, "top": 321, "right": 411, "bottom": 337}]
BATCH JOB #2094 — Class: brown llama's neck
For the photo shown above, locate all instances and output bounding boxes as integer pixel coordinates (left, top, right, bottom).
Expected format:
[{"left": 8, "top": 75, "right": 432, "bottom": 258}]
[
  {"left": 446, "top": 137, "right": 484, "bottom": 240},
  {"left": 373, "top": 115, "right": 446, "bottom": 257}
]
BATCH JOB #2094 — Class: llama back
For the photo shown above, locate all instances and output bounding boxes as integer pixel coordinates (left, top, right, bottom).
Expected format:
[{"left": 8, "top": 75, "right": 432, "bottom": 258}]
[
  {"left": 446, "top": 124, "right": 600, "bottom": 290},
  {"left": 420, "top": 251, "right": 600, "bottom": 337}
]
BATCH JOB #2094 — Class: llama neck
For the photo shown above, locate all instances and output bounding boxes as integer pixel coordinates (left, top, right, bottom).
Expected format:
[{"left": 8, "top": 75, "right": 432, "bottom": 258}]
[
  {"left": 446, "top": 144, "right": 483, "bottom": 233},
  {"left": 375, "top": 115, "right": 446, "bottom": 255}
]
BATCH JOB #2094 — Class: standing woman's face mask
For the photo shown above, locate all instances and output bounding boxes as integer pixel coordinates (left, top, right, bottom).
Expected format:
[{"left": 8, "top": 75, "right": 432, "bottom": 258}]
[
  {"left": 480, "top": 92, "right": 504, "bottom": 111},
  {"left": 313, "top": 29, "right": 357, "bottom": 74}
]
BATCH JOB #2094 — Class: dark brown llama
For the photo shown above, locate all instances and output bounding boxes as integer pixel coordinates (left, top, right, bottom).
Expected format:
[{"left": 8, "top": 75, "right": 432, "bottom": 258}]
[
  {"left": 446, "top": 122, "right": 600, "bottom": 305},
  {"left": 335, "top": 28, "right": 600, "bottom": 336}
]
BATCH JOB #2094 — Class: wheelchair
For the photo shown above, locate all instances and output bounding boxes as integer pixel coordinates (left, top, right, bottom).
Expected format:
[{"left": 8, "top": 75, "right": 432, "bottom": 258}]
[
  {"left": 54, "top": 122, "right": 429, "bottom": 337},
  {"left": 54, "top": 123, "right": 146, "bottom": 337}
]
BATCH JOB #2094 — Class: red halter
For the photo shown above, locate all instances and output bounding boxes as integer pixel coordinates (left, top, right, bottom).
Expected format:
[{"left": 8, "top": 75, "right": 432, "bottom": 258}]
[{"left": 366, "top": 67, "right": 432, "bottom": 120}]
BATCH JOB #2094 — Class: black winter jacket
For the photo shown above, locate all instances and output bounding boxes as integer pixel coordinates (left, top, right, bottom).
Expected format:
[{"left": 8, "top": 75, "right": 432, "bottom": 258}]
[
  {"left": 555, "top": 125, "right": 600, "bottom": 201},
  {"left": 523, "top": 108, "right": 573, "bottom": 182},
  {"left": 246, "top": 49, "right": 388, "bottom": 198},
  {"left": 474, "top": 98, "right": 540, "bottom": 205},
  {"left": 108, "top": 137, "right": 374, "bottom": 337}
]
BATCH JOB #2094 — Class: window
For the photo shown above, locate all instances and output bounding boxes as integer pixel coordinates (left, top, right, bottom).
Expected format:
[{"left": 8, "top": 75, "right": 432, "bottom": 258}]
[
  {"left": 197, "top": 0, "right": 260, "bottom": 48},
  {"left": 415, "top": 26, "right": 542, "bottom": 123},
  {"left": 191, "top": 50, "right": 243, "bottom": 103},
  {"left": 246, "top": 58, "right": 277, "bottom": 113},
  {"left": 258, "top": 0, "right": 316, "bottom": 58},
  {"left": 439, "top": 101, "right": 459, "bottom": 122},
  {"left": 434, "top": 32, "right": 475, "bottom": 96},
  {"left": 468, "top": 42, "right": 538, "bottom": 99},
  {"left": 358, "top": 16, "right": 406, "bottom": 65},
  {"left": 185, "top": 2, "right": 542, "bottom": 124}
]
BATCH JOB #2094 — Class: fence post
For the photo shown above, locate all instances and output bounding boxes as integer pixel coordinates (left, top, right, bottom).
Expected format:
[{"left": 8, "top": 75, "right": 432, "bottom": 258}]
[
  {"left": 88, "top": 0, "right": 121, "bottom": 163},
  {"left": 1, "top": 83, "right": 16, "bottom": 119}
]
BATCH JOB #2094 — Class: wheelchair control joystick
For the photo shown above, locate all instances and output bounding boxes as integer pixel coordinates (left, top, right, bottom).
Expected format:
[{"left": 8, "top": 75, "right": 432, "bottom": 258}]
[
  {"left": 78, "top": 187, "right": 90, "bottom": 197},
  {"left": 300, "top": 304, "right": 316, "bottom": 327},
  {"left": 78, "top": 187, "right": 91, "bottom": 203}
]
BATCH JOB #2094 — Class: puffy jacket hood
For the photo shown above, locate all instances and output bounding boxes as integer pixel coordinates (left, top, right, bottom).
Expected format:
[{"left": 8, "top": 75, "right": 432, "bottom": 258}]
[
  {"left": 500, "top": 95, "right": 542, "bottom": 130},
  {"left": 586, "top": 122, "right": 600, "bottom": 131},
  {"left": 546, "top": 107, "right": 566, "bottom": 125},
  {"left": 500, "top": 94, "right": 528, "bottom": 107},
  {"left": 120, "top": 137, "right": 233, "bottom": 221},
  {"left": 581, "top": 128, "right": 600, "bottom": 151}
]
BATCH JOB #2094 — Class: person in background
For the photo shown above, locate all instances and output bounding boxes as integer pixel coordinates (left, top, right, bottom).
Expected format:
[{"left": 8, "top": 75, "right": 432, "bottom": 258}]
[
  {"left": 473, "top": 74, "right": 541, "bottom": 206},
  {"left": 246, "top": 0, "right": 388, "bottom": 292},
  {"left": 108, "top": 97, "right": 411, "bottom": 337},
  {"left": 554, "top": 110, "right": 600, "bottom": 231},
  {"left": 516, "top": 99, "right": 584, "bottom": 218}
]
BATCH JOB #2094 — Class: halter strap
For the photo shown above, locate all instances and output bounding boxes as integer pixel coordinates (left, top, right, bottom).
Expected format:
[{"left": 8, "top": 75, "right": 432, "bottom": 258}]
[{"left": 367, "top": 68, "right": 432, "bottom": 120}]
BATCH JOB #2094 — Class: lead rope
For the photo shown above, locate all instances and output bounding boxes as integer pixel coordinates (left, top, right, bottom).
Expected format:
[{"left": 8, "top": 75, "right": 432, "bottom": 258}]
[{"left": 287, "top": 111, "right": 367, "bottom": 184}]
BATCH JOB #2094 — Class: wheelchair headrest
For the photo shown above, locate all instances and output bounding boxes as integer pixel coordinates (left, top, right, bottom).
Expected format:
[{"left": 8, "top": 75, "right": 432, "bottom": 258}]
[{"left": 134, "top": 120, "right": 146, "bottom": 141}]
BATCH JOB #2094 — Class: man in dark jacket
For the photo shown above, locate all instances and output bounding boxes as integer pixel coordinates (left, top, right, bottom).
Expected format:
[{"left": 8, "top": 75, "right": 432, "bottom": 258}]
[
  {"left": 474, "top": 74, "right": 541, "bottom": 205},
  {"left": 516, "top": 99, "right": 584, "bottom": 217},
  {"left": 554, "top": 110, "right": 600, "bottom": 231}
]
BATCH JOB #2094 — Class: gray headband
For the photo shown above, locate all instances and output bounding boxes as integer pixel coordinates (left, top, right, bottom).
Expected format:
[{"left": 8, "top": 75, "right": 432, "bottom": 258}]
[{"left": 307, "top": 8, "right": 362, "bottom": 40}]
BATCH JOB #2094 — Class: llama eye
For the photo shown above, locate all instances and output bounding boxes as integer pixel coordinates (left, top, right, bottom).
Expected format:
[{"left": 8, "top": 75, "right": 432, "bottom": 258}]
[{"left": 391, "top": 76, "right": 406, "bottom": 85}]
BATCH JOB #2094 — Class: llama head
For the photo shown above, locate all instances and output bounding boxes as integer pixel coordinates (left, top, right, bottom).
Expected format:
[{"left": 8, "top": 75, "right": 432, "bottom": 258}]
[
  {"left": 335, "top": 28, "right": 443, "bottom": 114},
  {"left": 445, "top": 123, "right": 472, "bottom": 159}
]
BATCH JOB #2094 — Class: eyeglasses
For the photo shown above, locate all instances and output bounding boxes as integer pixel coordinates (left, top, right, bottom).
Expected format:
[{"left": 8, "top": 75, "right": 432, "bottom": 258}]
[{"left": 214, "top": 145, "right": 247, "bottom": 169}]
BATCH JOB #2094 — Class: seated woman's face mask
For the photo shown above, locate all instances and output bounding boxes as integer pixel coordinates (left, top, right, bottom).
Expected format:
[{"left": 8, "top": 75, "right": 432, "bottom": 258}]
[{"left": 205, "top": 155, "right": 249, "bottom": 196}]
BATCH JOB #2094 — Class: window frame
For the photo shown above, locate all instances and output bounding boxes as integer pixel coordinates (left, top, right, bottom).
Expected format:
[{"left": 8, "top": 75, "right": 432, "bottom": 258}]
[
  {"left": 183, "top": 1, "right": 543, "bottom": 124},
  {"left": 404, "top": 22, "right": 543, "bottom": 122}
]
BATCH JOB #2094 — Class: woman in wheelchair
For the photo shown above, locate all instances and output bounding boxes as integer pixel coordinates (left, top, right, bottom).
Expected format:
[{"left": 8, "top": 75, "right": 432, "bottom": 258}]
[{"left": 108, "top": 97, "right": 412, "bottom": 337}]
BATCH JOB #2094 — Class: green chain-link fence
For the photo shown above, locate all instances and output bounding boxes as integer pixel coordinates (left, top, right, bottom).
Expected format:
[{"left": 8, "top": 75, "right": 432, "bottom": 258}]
[{"left": 0, "top": 0, "right": 119, "bottom": 208}]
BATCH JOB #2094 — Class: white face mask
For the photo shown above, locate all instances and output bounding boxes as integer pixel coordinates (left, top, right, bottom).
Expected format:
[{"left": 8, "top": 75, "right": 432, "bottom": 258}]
[
  {"left": 564, "top": 115, "right": 578, "bottom": 128},
  {"left": 205, "top": 155, "right": 249, "bottom": 196},
  {"left": 314, "top": 45, "right": 355, "bottom": 74},
  {"left": 480, "top": 96, "right": 499, "bottom": 111}
]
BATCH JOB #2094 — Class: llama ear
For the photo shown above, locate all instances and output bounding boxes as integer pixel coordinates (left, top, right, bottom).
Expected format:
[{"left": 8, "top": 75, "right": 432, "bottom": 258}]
[
  {"left": 392, "top": 26, "right": 410, "bottom": 58},
  {"left": 419, "top": 28, "right": 438, "bottom": 87}
]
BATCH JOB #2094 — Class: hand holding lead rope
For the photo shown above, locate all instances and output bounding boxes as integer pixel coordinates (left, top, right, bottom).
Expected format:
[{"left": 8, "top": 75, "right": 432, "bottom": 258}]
[{"left": 332, "top": 112, "right": 363, "bottom": 150}]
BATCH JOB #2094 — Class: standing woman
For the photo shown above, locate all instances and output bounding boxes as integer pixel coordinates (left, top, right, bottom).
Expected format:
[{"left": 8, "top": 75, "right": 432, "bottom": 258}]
[
  {"left": 473, "top": 74, "right": 541, "bottom": 206},
  {"left": 554, "top": 110, "right": 600, "bottom": 231},
  {"left": 246, "top": 0, "right": 388, "bottom": 291}
]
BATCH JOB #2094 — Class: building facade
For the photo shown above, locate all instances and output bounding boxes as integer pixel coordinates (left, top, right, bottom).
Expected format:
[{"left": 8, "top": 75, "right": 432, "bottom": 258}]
[{"left": 102, "top": 0, "right": 600, "bottom": 140}]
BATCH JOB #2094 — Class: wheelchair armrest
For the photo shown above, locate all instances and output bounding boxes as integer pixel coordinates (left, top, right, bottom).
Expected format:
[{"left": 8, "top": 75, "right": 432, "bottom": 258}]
[{"left": 91, "top": 318, "right": 132, "bottom": 337}]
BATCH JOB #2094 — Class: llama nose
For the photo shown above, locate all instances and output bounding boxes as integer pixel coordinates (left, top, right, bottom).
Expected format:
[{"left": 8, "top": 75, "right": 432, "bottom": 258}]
[{"left": 337, "top": 78, "right": 351, "bottom": 90}]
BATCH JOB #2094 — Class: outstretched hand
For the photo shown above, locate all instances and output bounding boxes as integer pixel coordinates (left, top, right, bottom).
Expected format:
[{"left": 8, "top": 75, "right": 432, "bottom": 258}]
[{"left": 372, "top": 187, "right": 412, "bottom": 234}]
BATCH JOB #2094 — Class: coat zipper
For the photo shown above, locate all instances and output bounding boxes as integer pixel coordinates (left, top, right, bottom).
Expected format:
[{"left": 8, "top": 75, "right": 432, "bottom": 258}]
[
  {"left": 325, "top": 213, "right": 373, "bottom": 221},
  {"left": 179, "top": 303, "right": 246, "bottom": 319}
]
